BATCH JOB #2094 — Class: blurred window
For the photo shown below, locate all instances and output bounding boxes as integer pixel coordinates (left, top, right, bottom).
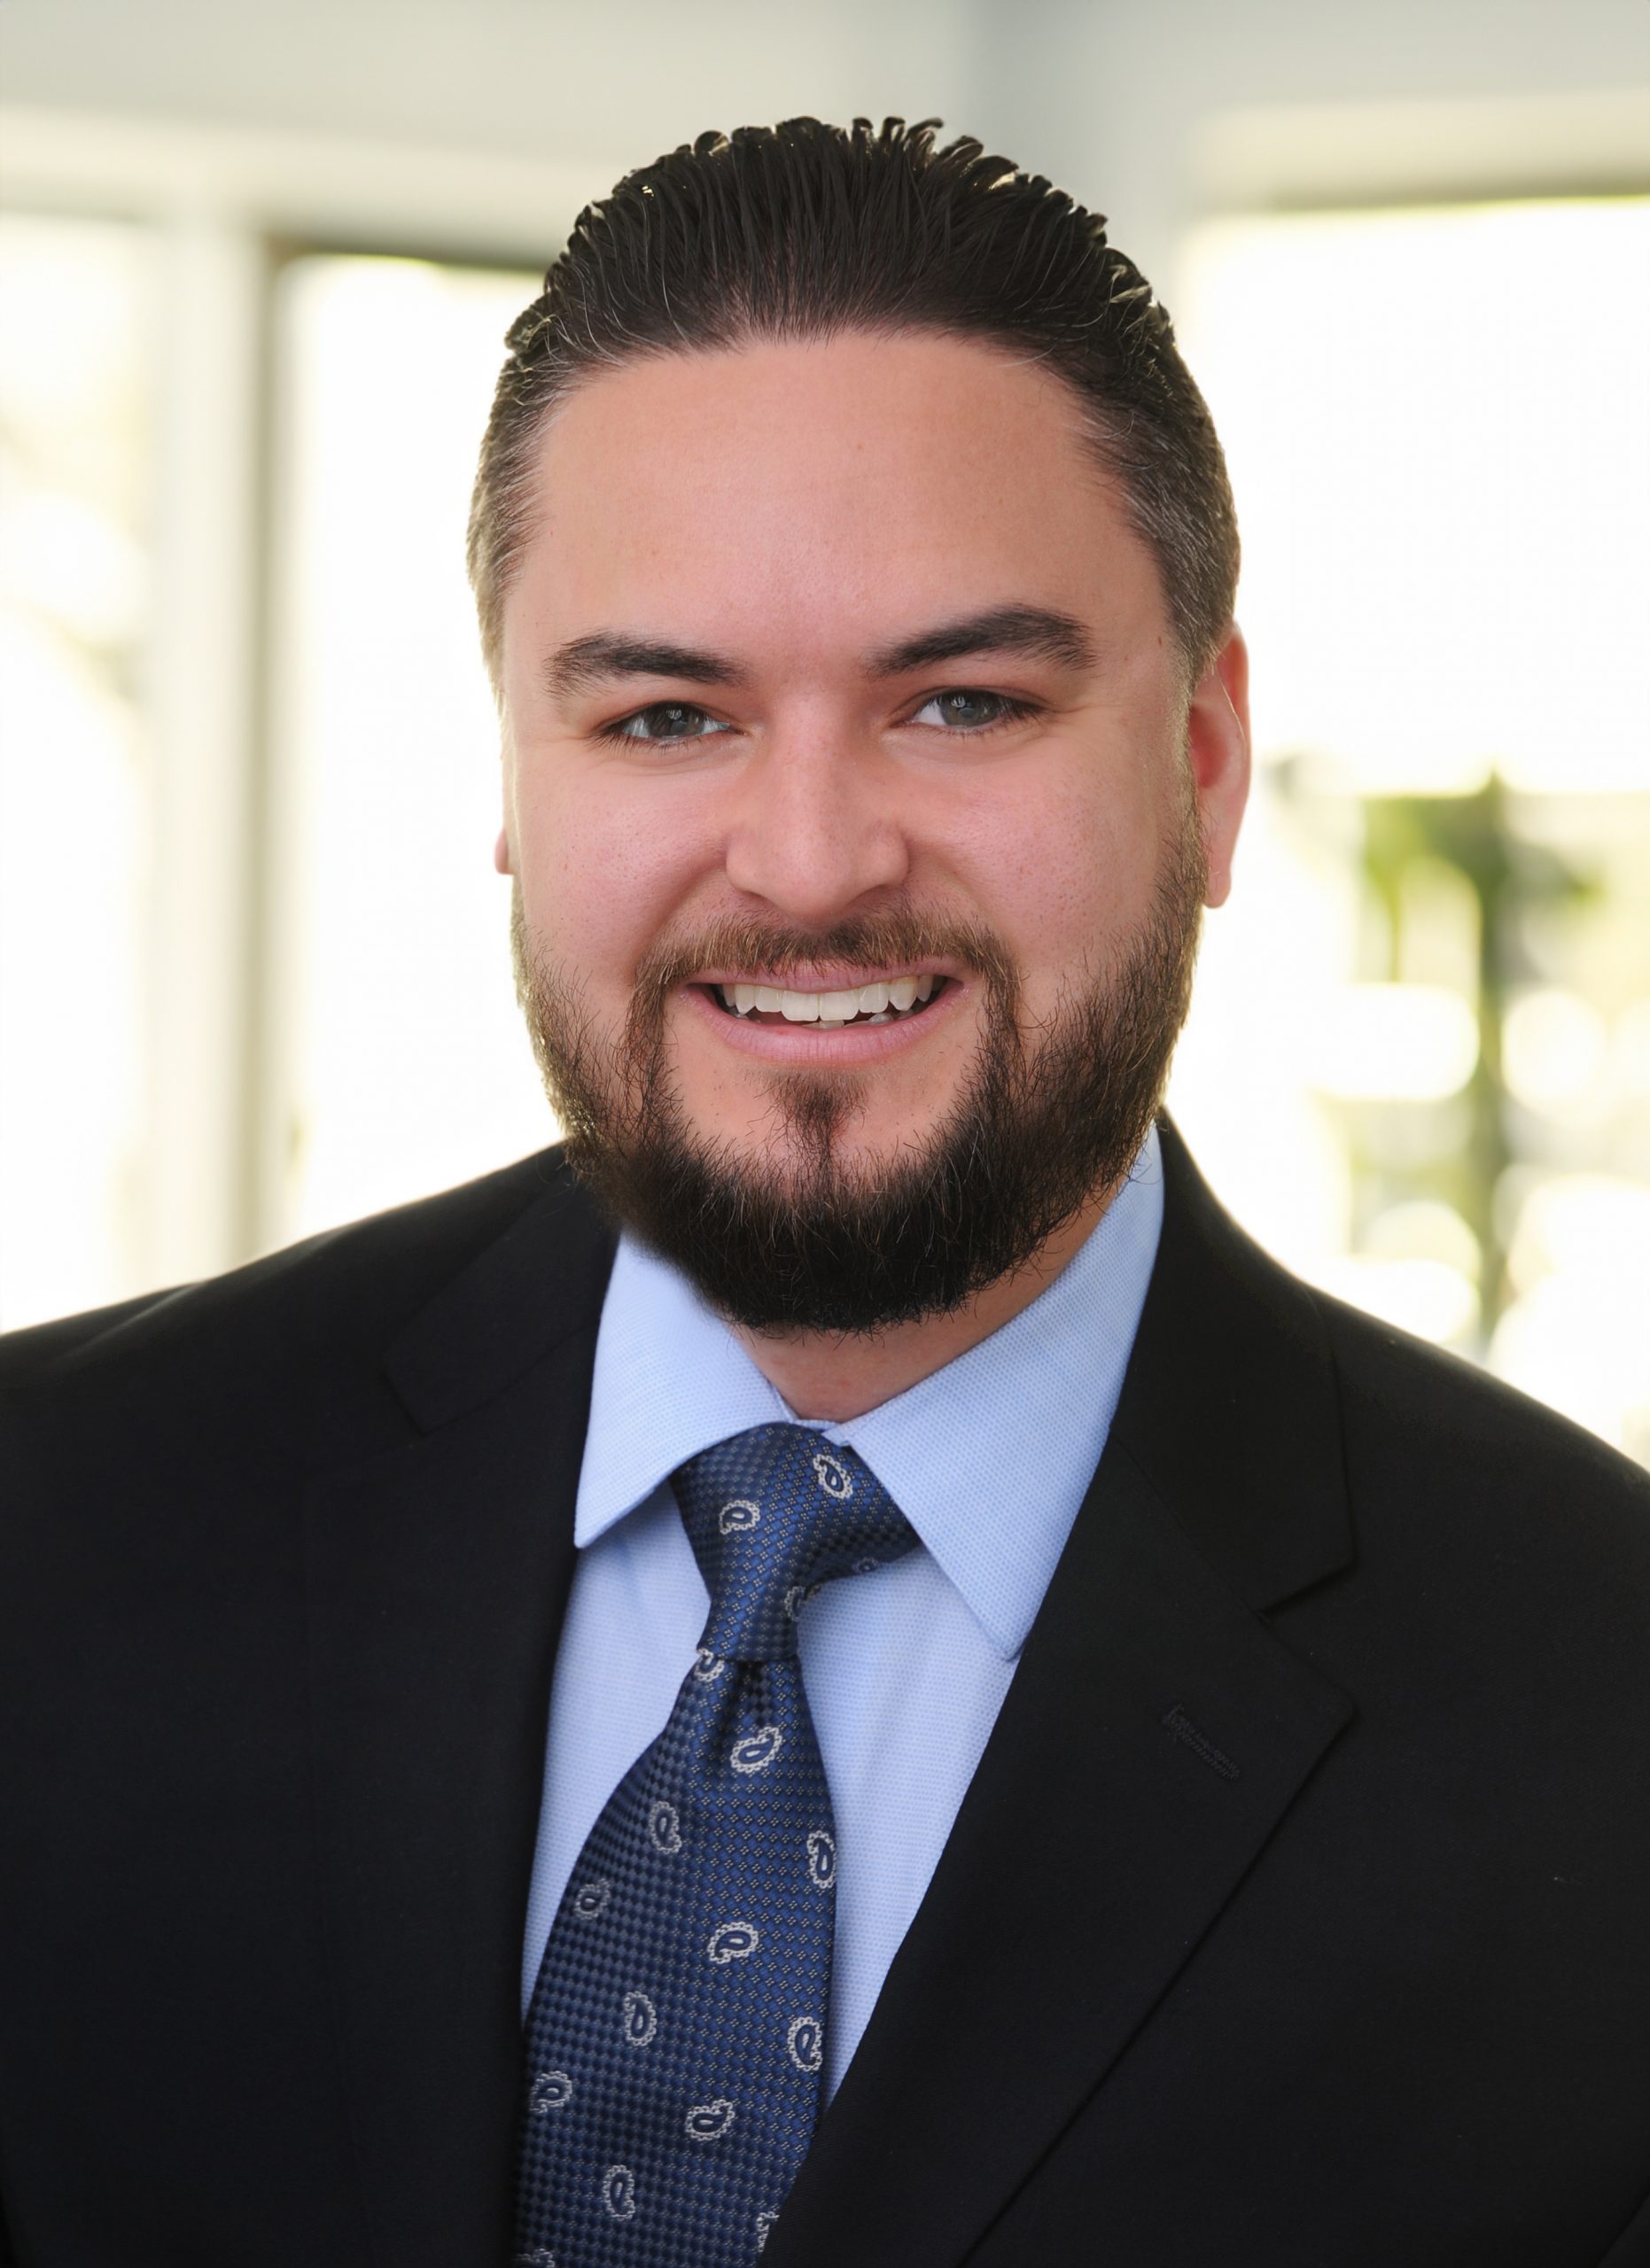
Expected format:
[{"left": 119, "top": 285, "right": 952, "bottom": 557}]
[
  {"left": 1171, "top": 197, "right": 1650, "bottom": 1461},
  {"left": 0, "top": 214, "right": 155, "bottom": 1325},
  {"left": 266, "top": 253, "right": 548, "bottom": 1240}
]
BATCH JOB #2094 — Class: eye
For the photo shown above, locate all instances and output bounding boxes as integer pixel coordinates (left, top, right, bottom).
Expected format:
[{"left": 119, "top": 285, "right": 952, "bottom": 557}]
[
  {"left": 601, "top": 701, "right": 733, "bottom": 745},
  {"left": 907, "top": 688, "right": 1037, "bottom": 734}
]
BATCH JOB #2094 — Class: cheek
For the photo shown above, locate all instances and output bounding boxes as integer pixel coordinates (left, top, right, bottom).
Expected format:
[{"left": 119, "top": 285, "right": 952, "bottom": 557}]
[
  {"left": 938, "top": 758, "right": 1169, "bottom": 989},
  {"left": 512, "top": 761, "right": 708, "bottom": 993}
]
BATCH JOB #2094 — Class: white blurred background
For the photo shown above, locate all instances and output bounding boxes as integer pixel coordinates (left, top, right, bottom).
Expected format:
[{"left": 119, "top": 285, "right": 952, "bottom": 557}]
[{"left": 1, "top": 0, "right": 1646, "bottom": 1462}]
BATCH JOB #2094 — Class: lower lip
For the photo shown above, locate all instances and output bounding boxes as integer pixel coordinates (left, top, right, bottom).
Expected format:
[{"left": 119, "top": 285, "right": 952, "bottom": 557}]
[{"left": 680, "top": 981, "right": 965, "bottom": 1064}]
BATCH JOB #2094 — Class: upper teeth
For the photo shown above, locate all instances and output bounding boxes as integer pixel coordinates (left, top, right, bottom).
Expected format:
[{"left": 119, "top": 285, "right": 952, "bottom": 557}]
[{"left": 718, "top": 975, "right": 937, "bottom": 1021}]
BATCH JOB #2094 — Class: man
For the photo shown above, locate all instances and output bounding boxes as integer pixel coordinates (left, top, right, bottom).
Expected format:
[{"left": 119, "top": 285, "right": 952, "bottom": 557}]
[{"left": 2, "top": 117, "right": 1647, "bottom": 2268}]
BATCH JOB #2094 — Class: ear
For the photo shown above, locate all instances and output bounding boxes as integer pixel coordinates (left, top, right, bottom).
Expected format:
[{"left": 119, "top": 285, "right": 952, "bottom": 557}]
[
  {"left": 494, "top": 711, "right": 519, "bottom": 875},
  {"left": 1185, "top": 625, "right": 1250, "bottom": 909}
]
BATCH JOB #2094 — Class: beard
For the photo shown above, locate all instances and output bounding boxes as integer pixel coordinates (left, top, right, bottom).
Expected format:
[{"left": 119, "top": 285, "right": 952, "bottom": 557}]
[{"left": 511, "top": 819, "right": 1205, "bottom": 1336}]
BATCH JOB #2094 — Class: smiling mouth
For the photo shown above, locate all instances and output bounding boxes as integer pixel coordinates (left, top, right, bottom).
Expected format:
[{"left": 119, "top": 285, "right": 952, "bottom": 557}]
[{"left": 704, "top": 974, "right": 946, "bottom": 1029}]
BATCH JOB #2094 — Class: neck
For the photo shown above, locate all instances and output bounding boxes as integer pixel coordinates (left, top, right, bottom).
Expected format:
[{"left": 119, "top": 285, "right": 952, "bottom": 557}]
[{"left": 731, "top": 1177, "right": 1119, "bottom": 1422}]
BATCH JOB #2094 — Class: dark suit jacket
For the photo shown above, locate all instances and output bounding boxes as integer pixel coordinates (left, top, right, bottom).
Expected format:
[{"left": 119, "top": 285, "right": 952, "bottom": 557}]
[{"left": 3, "top": 1122, "right": 1648, "bottom": 2267}]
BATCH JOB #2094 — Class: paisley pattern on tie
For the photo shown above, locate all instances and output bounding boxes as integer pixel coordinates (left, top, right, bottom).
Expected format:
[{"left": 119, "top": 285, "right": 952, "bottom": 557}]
[{"left": 513, "top": 1424, "right": 916, "bottom": 2266}]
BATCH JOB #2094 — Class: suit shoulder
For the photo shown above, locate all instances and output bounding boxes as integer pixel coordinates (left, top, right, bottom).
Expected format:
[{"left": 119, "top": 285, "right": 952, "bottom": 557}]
[
  {"left": 0, "top": 1287, "right": 178, "bottom": 1379},
  {"left": 0, "top": 1146, "right": 591, "bottom": 1430},
  {"left": 1310, "top": 1281, "right": 1650, "bottom": 1578}
]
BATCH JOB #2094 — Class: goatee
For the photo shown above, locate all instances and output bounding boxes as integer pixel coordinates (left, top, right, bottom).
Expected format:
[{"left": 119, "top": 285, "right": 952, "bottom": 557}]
[{"left": 511, "top": 827, "right": 1204, "bottom": 1335}]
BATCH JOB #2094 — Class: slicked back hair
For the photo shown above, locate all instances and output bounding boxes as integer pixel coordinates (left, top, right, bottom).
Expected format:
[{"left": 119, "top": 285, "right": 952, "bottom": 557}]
[{"left": 468, "top": 117, "right": 1238, "bottom": 690}]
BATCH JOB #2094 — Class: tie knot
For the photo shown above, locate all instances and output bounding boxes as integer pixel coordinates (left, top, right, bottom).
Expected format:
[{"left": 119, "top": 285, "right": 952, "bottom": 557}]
[{"left": 672, "top": 1423, "right": 916, "bottom": 1661}]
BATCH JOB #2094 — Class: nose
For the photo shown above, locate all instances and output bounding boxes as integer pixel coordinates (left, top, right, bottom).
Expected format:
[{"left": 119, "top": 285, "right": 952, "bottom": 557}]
[{"left": 721, "top": 730, "right": 910, "bottom": 924}]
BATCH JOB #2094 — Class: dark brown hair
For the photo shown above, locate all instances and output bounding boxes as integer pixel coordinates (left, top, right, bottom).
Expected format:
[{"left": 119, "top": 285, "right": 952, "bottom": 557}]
[{"left": 468, "top": 116, "right": 1238, "bottom": 687}]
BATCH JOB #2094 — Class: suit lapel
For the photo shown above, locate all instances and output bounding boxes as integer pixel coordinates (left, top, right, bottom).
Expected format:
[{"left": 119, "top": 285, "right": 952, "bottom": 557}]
[
  {"left": 303, "top": 1168, "right": 614, "bottom": 2266},
  {"left": 768, "top": 1123, "right": 1357, "bottom": 2268},
  {"left": 300, "top": 1126, "right": 1356, "bottom": 2266}
]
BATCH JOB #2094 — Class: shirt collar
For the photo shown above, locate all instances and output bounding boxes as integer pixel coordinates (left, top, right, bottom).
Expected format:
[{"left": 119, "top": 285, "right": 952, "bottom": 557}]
[
  {"left": 574, "top": 1123, "right": 1164, "bottom": 1660},
  {"left": 573, "top": 1241, "right": 793, "bottom": 1546}
]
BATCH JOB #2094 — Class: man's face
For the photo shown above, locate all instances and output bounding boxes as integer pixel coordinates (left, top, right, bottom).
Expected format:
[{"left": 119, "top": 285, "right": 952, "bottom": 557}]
[{"left": 495, "top": 332, "right": 1248, "bottom": 1327}]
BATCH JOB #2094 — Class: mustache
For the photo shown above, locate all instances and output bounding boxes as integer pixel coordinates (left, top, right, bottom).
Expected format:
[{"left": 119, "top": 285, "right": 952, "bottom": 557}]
[{"left": 632, "top": 910, "right": 1017, "bottom": 1014}]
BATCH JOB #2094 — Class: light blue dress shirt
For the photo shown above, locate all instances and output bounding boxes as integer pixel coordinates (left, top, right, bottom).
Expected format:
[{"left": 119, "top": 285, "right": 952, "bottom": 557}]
[{"left": 521, "top": 1124, "right": 1164, "bottom": 2096}]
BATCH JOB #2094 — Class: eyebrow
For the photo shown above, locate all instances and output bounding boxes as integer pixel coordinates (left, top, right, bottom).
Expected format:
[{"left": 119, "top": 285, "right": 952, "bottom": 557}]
[
  {"left": 866, "top": 604, "right": 1096, "bottom": 679},
  {"left": 543, "top": 633, "right": 747, "bottom": 701},
  {"left": 541, "top": 602, "right": 1096, "bottom": 704}
]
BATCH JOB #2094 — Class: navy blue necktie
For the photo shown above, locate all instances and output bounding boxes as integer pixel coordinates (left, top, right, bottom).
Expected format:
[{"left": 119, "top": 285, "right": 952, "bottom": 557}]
[{"left": 513, "top": 1423, "right": 917, "bottom": 2266}]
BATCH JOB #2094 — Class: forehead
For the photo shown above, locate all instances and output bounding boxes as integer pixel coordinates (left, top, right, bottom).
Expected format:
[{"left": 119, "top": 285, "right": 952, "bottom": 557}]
[{"left": 501, "top": 332, "right": 1170, "bottom": 675}]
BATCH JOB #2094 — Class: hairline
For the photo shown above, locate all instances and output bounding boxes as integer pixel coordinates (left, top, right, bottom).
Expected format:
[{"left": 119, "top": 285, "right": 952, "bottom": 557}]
[{"left": 472, "top": 319, "right": 1218, "bottom": 703}]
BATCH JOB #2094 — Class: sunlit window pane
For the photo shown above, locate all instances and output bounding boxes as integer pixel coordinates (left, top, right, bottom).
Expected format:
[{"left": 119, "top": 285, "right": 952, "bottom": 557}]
[
  {"left": 269, "top": 253, "right": 552, "bottom": 1243},
  {"left": 1172, "top": 198, "right": 1650, "bottom": 1463},
  {"left": 0, "top": 214, "right": 155, "bottom": 1329},
  {"left": 1180, "top": 198, "right": 1649, "bottom": 796}
]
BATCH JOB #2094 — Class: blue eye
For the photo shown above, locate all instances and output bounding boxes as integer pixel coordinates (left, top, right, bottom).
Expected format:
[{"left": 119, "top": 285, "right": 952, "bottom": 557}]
[
  {"left": 604, "top": 702, "right": 731, "bottom": 744},
  {"left": 598, "top": 688, "right": 1036, "bottom": 743},
  {"left": 909, "top": 689, "right": 1034, "bottom": 732}
]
